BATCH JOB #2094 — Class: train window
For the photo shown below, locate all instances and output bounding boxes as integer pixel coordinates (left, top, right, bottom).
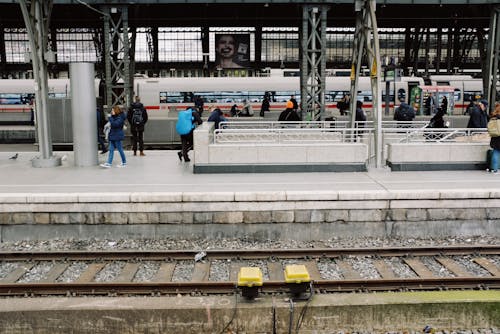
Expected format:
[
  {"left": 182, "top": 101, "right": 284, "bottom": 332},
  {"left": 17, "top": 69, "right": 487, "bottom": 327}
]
[
  {"left": 463, "top": 91, "right": 482, "bottom": 102},
  {"left": 358, "top": 90, "right": 372, "bottom": 102},
  {"left": 436, "top": 81, "right": 450, "bottom": 86},
  {"left": 397, "top": 88, "right": 406, "bottom": 102},
  {"left": 159, "top": 92, "right": 167, "bottom": 103},
  {"left": 159, "top": 91, "right": 184, "bottom": 103},
  {"left": 0, "top": 93, "right": 34, "bottom": 105},
  {"left": 453, "top": 89, "right": 461, "bottom": 102},
  {"left": 48, "top": 93, "right": 66, "bottom": 98}
]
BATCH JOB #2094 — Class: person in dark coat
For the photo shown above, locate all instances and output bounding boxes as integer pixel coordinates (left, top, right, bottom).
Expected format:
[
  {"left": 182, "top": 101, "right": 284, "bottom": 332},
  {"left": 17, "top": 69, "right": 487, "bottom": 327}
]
[
  {"left": 290, "top": 95, "right": 298, "bottom": 111},
  {"left": 467, "top": 99, "right": 488, "bottom": 128},
  {"left": 488, "top": 103, "right": 500, "bottom": 173},
  {"left": 194, "top": 95, "right": 204, "bottom": 116},
  {"left": 355, "top": 100, "right": 366, "bottom": 124},
  {"left": 178, "top": 108, "right": 203, "bottom": 162},
  {"left": 101, "top": 106, "right": 127, "bottom": 168},
  {"left": 440, "top": 96, "right": 448, "bottom": 113},
  {"left": 127, "top": 96, "right": 148, "bottom": 156},
  {"left": 207, "top": 107, "right": 227, "bottom": 130},
  {"left": 278, "top": 101, "right": 300, "bottom": 121},
  {"left": 230, "top": 104, "right": 240, "bottom": 117},
  {"left": 260, "top": 96, "right": 270, "bottom": 117},
  {"left": 425, "top": 107, "right": 447, "bottom": 141}
]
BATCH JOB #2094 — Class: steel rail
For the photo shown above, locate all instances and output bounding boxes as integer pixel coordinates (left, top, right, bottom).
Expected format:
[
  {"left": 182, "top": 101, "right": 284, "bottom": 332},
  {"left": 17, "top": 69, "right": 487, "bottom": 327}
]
[
  {"left": 0, "top": 277, "right": 498, "bottom": 296},
  {"left": 0, "top": 245, "right": 498, "bottom": 261}
]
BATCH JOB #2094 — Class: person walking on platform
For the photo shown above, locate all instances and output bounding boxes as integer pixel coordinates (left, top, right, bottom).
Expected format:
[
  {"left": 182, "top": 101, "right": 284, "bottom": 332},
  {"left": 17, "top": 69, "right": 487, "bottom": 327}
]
[
  {"left": 467, "top": 99, "right": 488, "bottom": 129},
  {"left": 194, "top": 95, "right": 204, "bottom": 116},
  {"left": 96, "top": 106, "right": 107, "bottom": 154},
  {"left": 100, "top": 106, "right": 127, "bottom": 168},
  {"left": 337, "top": 94, "right": 350, "bottom": 116},
  {"left": 128, "top": 96, "right": 148, "bottom": 156},
  {"left": 440, "top": 95, "right": 448, "bottom": 114},
  {"left": 176, "top": 107, "right": 203, "bottom": 162},
  {"left": 260, "top": 94, "right": 270, "bottom": 117},
  {"left": 393, "top": 98, "right": 415, "bottom": 126}
]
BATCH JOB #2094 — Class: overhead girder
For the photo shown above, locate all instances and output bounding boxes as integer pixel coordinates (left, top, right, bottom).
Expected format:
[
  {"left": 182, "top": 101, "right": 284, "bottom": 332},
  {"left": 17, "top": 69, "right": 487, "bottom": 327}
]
[
  {"left": 19, "top": 0, "right": 61, "bottom": 168},
  {"left": 300, "top": 5, "right": 328, "bottom": 121},
  {"left": 349, "top": 0, "right": 383, "bottom": 168},
  {"left": 102, "top": 5, "right": 132, "bottom": 111},
  {"left": 485, "top": 5, "right": 500, "bottom": 111}
]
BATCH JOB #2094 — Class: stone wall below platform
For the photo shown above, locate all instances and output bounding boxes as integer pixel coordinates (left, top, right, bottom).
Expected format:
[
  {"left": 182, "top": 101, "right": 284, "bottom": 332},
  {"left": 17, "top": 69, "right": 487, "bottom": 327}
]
[{"left": 0, "top": 190, "right": 499, "bottom": 241}]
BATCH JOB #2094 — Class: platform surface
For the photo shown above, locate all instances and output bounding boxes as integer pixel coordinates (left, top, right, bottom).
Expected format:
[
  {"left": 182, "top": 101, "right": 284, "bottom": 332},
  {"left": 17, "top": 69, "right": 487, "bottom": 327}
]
[{"left": 1, "top": 148, "right": 500, "bottom": 195}]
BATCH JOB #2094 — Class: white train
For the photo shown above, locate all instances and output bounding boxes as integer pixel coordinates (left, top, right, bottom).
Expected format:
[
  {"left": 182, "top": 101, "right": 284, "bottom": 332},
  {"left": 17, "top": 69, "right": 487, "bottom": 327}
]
[{"left": 0, "top": 74, "right": 484, "bottom": 124}]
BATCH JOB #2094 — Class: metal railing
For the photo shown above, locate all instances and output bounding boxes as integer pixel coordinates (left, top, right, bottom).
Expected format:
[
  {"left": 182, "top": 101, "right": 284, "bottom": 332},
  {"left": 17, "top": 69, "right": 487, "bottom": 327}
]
[
  {"left": 219, "top": 120, "right": 429, "bottom": 130},
  {"left": 212, "top": 121, "right": 489, "bottom": 167},
  {"left": 381, "top": 127, "right": 489, "bottom": 143},
  {"left": 214, "top": 126, "right": 373, "bottom": 144}
]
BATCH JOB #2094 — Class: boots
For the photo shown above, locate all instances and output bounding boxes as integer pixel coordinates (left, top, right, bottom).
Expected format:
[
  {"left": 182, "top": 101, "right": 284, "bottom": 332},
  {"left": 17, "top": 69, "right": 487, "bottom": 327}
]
[{"left": 140, "top": 151, "right": 145, "bottom": 156}]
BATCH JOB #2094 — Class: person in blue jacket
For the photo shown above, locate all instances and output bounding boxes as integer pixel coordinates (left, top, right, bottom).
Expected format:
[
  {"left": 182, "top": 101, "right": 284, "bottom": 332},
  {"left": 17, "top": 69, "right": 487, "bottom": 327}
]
[
  {"left": 207, "top": 107, "right": 227, "bottom": 130},
  {"left": 100, "top": 105, "right": 127, "bottom": 168}
]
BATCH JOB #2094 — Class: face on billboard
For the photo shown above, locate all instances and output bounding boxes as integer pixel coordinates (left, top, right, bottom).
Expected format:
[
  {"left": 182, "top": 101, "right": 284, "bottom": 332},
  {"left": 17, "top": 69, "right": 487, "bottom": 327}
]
[{"left": 215, "top": 34, "right": 250, "bottom": 69}]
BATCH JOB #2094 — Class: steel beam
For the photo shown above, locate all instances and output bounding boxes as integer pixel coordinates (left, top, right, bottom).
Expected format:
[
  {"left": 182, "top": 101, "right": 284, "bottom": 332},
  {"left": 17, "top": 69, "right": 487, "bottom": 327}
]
[
  {"left": 300, "top": 5, "right": 328, "bottom": 121},
  {"left": 349, "top": 0, "right": 382, "bottom": 168},
  {"left": 485, "top": 5, "right": 500, "bottom": 111},
  {"left": 102, "top": 5, "right": 132, "bottom": 111},
  {"left": 19, "top": 0, "right": 61, "bottom": 168}
]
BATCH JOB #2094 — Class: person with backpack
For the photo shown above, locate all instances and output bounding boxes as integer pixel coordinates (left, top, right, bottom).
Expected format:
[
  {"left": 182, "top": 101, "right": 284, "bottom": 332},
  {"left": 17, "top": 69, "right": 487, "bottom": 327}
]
[
  {"left": 393, "top": 98, "right": 416, "bottom": 126},
  {"left": 176, "top": 107, "right": 203, "bottom": 162},
  {"left": 127, "top": 96, "right": 148, "bottom": 156},
  {"left": 467, "top": 99, "right": 488, "bottom": 129}
]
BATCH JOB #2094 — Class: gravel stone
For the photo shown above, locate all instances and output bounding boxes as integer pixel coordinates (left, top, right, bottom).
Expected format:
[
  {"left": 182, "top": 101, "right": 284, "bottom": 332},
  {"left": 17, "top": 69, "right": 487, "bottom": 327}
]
[
  {"left": 451, "top": 256, "right": 491, "bottom": 277},
  {"left": 420, "top": 257, "right": 454, "bottom": 277},
  {"left": 94, "top": 261, "right": 125, "bottom": 282},
  {"left": 345, "top": 256, "right": 380, "bottom": 279},
  {"left": 0, "top": 262, "right": 19, "bottom": 280},
  {"left": 17, "top": 262, "right": 52, "bottom": 283},
  {"left": 384, "top": 257, "right": 417, "bottom": 278},
  {"left": 56, "top": 262, "right": 88, "bottom": 282},
  {"left": 172, "top": 260, "right": 193, "bottom": 282},
  {"left": 209, "top": 259, "right": 230, "bottom": 281},
  {"left": 133, "top": 261, "right": 161, "bottom": 282},
  {"left": 317, "top": 258, "right": 343, "bottom": 280}
]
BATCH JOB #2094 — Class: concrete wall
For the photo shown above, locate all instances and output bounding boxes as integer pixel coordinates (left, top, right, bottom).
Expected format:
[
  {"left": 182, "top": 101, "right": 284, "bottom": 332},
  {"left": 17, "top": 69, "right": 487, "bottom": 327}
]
[
  {"left": 193, "top": 122, "right": 368, "bottom": 173},
  {"left": 387, "top": 143, "right": 490, "bottom": 171},
  {"left": 1, "top": 190, "right": 499, "bottom": 241},
  {"left": 0, "top": 291, "right": 498, "bottom": 333}
]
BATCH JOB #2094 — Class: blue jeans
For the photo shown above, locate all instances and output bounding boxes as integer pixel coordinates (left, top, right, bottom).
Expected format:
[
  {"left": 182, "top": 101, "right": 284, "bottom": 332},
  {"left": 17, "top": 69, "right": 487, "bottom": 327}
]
[
  {"left": 107, "top": 140, "right": 126, "bottom": 165},
  {"left": 491, "top": 149, "right": 500, "bottom": 171}
]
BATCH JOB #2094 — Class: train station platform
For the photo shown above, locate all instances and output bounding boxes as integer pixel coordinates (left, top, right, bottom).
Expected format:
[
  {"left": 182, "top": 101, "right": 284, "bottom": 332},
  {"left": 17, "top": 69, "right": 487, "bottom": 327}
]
[
  {"left": 0, "top": 148, "right": 499, "bottom": 241},
  {"left": 1, "top": 148, "right": 499, "bottom": 334}
]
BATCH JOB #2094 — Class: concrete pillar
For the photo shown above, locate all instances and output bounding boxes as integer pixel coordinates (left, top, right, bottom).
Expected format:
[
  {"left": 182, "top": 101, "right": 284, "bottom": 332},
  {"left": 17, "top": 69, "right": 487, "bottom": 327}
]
[{"left": 70, "top": 63, "right": 98, "bottom": 167}]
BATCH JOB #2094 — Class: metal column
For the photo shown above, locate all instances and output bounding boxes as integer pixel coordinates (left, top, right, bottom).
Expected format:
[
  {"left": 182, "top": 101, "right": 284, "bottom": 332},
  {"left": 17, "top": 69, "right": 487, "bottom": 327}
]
[
  {"left": 349, "top": 0, "right": 382, "bottom": 168},
  {"left": 300, "top": 5, "right": 328, "bottom": 121},
  {"left": 70, "top": 63, "right": 98, "bottom": 167},
  {"left": 485, "top": 5, "right": 500, "bottom": 112},
  {"left": 19, "top": 0, "right": 61, "bottom": 168},
  {"left": 103, "top": 6, "right": 132, "bottom": 112}
]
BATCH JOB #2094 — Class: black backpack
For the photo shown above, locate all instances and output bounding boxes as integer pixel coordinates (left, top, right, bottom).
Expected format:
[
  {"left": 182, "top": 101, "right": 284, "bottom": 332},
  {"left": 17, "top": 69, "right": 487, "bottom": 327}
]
[
  {"left": 131, "top": 107, "right": 143, "bottom": 126},
  {"left": 398, "top": 105, "right": 413, "bottom": 121}
]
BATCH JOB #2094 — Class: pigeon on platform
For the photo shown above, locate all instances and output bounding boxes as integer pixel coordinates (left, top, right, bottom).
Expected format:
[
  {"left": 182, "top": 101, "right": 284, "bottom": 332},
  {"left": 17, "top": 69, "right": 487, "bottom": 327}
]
[{"left": 9, "top": 153, "right": 18, "bottom": 160}]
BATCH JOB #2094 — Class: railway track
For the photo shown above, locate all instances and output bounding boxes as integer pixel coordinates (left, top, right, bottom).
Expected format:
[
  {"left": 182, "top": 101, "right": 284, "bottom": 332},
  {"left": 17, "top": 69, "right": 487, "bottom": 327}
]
[{"left": 0, "top": 245, "right": 498, "bottom": 297}]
